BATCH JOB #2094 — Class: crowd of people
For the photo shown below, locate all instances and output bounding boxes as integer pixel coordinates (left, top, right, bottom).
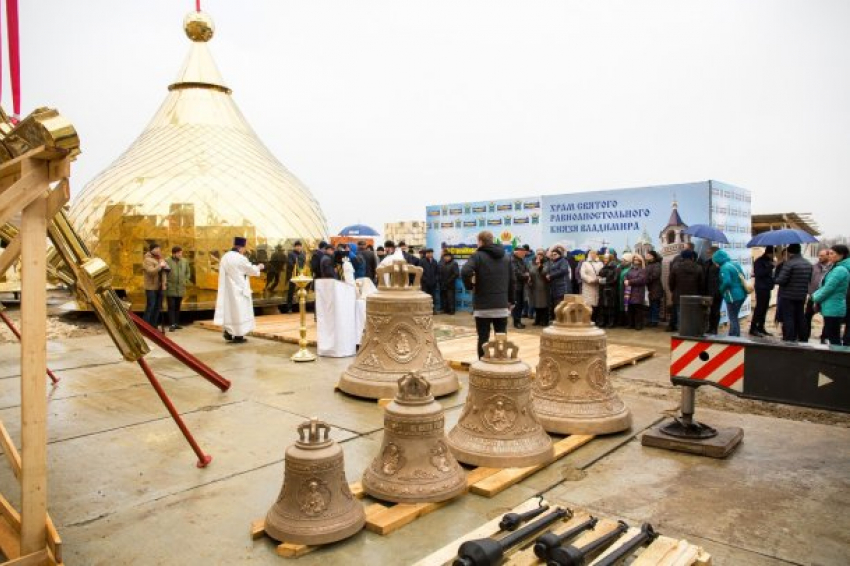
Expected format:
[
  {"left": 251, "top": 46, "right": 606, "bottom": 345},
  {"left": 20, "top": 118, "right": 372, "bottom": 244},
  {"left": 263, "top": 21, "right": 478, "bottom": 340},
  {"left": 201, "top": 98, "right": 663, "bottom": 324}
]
[{"left": 144, "top": 231, "right": 850, "bottom": 351}]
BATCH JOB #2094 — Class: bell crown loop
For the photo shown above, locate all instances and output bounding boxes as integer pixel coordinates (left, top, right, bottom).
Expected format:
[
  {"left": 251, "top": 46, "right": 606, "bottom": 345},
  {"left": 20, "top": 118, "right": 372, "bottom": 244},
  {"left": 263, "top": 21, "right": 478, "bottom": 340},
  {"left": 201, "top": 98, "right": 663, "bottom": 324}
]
[
  {"left": 377, "top": 259, "right": 423, "bottom": 290},
  {"left": 553, "top": 295, "right": 593, "bottom": 327},
  {"left": 481, "top": 333, "right": 520, "bottom": 364},
  {"left": 395, "top": 371, "right": 434, "bottom": 404},
  {"left": 296, "top": 418, "right": 332, "bottom": 449}
]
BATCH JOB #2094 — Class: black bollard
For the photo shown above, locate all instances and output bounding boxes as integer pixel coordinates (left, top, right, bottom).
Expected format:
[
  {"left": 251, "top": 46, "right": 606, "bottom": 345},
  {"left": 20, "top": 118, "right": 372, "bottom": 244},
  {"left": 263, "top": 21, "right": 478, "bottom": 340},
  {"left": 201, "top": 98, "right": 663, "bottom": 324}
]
[
  {"left": 546, "top": 520, "right": 629, "bottom": 566},
  {"left": 454, "top": 508, "right": 571, "bottom": 566},
  {"left": 499, "top": 502, "right": 551, "bottom": 531},
  {"left": 533, "top": 516, "right": 599, "bottom": 560},
  {"left": 593, "top": 523, "right": 657, "bottom": 566}
]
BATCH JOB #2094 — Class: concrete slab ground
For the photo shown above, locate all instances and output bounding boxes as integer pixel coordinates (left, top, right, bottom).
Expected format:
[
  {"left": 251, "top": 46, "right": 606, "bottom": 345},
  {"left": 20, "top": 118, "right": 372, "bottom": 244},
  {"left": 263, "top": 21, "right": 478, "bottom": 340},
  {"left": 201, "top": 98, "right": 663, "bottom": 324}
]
[{"left": 0, "top": 314, "right": 847, "bottom": 565}]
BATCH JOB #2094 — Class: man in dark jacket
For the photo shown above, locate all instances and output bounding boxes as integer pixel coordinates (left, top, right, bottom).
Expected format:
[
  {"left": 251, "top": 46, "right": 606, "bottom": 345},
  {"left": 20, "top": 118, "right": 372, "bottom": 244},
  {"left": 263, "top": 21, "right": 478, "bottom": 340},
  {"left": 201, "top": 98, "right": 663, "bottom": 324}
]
[
  {"left": 319, "top": 245, "right": 338, "bottom": 279},
  {"left": 749, "top": 246, "right": 775, "bottom": 337},
  {"left": 704, "top": 246, "right": 723, "bottom": 334},
  {"left": 439, "top": 251, "right": 459, "bottom": 315},
  {"left": 265, "top": 244, "right": 288, "bottom": 293},
  {"left": 420, "top": 248, "right": 440, "bottom": 313},
  {"left": 281, "top": 241, "right": 306, "bottom": 313},
  {"left": 775, "top": 243, "right": 814, "bottom": 342},
  {"left": 667, "top": 250, "right": 704, "bottom": 332},
  {"left": 461, "top": 231, "right": 515, "bottom": 359},
  {"left": 598, "top": 254, "right": 619, "bottom": 328},
  {"left": 510, "top": 245, "right": 531, "bottom": 329},
  {"left": 399, "top": 241, "right": 419, "bottom": 266},
  {"left": 357, "top": 240, "right": 378, "bottom": 283},
  {"left": 310, "top": 242, "right": 327, "bottom": 280}
]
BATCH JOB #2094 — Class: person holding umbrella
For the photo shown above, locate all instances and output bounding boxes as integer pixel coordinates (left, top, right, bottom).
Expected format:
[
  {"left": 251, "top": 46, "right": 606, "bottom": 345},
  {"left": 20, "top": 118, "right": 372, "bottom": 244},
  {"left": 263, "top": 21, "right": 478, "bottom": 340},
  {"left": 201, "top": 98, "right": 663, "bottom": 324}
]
[{"left": 812, "top": 244, "right": 850, "bottom": 346}]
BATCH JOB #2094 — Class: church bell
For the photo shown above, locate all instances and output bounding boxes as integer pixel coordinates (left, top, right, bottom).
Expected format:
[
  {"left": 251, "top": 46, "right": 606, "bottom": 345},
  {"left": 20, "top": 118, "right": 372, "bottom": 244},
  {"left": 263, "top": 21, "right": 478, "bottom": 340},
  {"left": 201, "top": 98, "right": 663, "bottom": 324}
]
[
  {"left": 265, "top": 418, "right": 365, "bottom": 546},
  {"left": 338, "top": 259, "right": 459, "bottom": 399},
  {"left": 447, "top": 334, "right": 553, "bottom": 468},
  {"left": 532, "top": 295, "right": 632, "bottom": 435},
  {"left": 362, "top": 371, "right": 467, "bottom": 503}
]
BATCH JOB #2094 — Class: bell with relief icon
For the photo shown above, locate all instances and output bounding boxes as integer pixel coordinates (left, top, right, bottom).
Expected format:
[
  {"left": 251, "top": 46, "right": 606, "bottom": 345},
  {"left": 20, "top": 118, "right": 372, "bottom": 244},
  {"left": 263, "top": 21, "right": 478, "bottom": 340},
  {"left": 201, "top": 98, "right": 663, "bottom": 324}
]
[
  {"left": 447, "top": 334, "right": 553, "bottom": 468},
  {"left": 265, "top": 418, "right": 365, "bottom": 546},
  {"left": 532, "top": 295, "right": 631, "bottom": 435},
  {"left": 362, "top": 371, "right": 467, "bottom": 503},
  {"left": 338, "top": 259, "right": 459, "bottom": 399}
]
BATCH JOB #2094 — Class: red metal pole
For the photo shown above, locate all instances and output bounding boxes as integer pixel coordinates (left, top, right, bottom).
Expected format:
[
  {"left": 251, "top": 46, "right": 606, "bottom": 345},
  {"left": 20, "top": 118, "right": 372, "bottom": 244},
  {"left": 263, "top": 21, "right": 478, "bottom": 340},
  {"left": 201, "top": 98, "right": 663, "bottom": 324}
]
[
  {"left": 137, "top": 357, "right": 212, "bottom": 468},
  {"left": 0, "top": 310, "right": 60, "bottom": 385},
  {"left": 130, "top": 311, "right": 231, "bottom": 391}
]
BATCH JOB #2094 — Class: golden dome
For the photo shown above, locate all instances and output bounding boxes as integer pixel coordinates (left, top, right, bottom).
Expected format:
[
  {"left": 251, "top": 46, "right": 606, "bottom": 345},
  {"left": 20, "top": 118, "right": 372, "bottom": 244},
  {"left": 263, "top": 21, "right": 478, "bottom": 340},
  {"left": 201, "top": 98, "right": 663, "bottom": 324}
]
[
  {"left": 184, "top": 11, "right": 214, "bottom": 42},
  {"left": 69, "top": 13, "right": 328, "bottom": 310}
]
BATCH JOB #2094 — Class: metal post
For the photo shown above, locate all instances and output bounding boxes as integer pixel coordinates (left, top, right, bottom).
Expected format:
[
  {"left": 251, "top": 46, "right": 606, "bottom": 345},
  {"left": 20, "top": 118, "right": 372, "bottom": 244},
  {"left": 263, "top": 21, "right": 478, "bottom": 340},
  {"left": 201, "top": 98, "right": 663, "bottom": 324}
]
[
  {"left": 290, "top": 274, "right": 316, "bottom": 362},
  {"left": 137, "top": 357, "right": 212, "bottom": 468}
]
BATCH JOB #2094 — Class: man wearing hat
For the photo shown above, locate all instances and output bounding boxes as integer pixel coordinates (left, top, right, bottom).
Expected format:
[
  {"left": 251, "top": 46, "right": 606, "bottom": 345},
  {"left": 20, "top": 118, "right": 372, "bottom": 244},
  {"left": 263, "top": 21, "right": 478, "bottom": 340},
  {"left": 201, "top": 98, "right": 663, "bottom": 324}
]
[
  {"left": 749, "top": 245, "right": 775, "bottom": 337},
  {"left": 213, "top": 237, "right": 265, "bottom": 343}
]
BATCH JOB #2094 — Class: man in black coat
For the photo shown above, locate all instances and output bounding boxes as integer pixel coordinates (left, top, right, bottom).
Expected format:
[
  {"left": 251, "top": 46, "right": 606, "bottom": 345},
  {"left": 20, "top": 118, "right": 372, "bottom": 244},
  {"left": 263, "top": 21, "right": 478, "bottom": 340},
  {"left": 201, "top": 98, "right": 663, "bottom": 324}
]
[
  {"left": 420, "top": 248, "right": 440, "bottom": 313},
  {"left": 510, "top": 244, "right": 531, "bottom": 329},
  {"left": 704, "top": 246, "right": 723, "bottom": 334},
  {"left": 749, "top": 246, "right": 775, "bottom": 337},
  {"left": 439, "top": 251, "right": 459, "bottom": 314},
  {"left": 399, "top": 241, "right": 419, "bottom": 266},
  {"left": 667, "top": 250, "right": 704, "bottom": 332},
  {"left": 280, "top": 241, "right": 306, "bottom": 313},
  {"left": 461, "top": 231, "right": 515, "bottom": 359},
  {"left": 265, "top": 244, "right": 288, "bottom": 293},
  {"left": 775, "top": 243, "right": 814, "bottom": 342},
  {"left": 319, "top": 246, "right": 338, "bottom": 279},
  {"left": 357, "top": 240, "right": 378, "bottom": 284}
]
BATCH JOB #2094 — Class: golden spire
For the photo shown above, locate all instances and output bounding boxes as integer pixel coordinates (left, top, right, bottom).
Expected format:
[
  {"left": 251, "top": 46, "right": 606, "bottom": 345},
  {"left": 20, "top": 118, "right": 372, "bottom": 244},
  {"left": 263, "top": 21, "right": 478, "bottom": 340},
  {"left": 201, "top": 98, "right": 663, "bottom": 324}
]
[{"left": 69, "top": 11, "right": 329, "bottom": 310}]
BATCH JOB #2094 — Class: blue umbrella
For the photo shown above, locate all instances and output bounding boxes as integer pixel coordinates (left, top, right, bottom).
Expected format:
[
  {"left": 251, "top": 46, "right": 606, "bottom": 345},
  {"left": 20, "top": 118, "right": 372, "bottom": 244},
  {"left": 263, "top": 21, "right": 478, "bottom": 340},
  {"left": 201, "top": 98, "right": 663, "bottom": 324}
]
[
  {"left": 746, "top": 229, "right": 819, "bottom": 248},
  {"left": 338, "top": 224, "right": 380, "bottom": 237},
  {"left": 684, "top": 224, "right": 729, "bottom": 244}
]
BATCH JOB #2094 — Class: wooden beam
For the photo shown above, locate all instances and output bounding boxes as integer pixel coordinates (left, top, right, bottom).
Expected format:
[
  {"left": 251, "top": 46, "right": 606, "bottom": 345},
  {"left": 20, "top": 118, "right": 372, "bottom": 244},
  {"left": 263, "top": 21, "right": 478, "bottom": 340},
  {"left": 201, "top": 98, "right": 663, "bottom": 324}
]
[
  {"left": 0, "top": 492, "right": 22, "bottom": 532},
  {"left": 19, "top": 185, "right": 48, "bottom": 555},
  {"left": 0, "top": 419, "right": 22, "bottom": 477},
  {"left": 0, "top": 170, "right": 45, "bottom": 228},
  {"left": 3, "top": 548, "right": 49, "bottom": 566},
  {"left": 0, "top": 513, "right": 21, "bottom": 560}
]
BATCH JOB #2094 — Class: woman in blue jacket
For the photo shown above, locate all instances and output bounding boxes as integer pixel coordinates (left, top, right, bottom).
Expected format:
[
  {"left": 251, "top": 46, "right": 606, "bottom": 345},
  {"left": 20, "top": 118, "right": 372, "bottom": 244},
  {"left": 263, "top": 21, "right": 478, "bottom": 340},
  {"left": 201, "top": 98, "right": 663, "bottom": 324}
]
[
  {"left": 713, "top": 249, "right": 748, "bottom": 337},
  {"left": 813, "top": 244, "right": 850, "bottom": 345}
]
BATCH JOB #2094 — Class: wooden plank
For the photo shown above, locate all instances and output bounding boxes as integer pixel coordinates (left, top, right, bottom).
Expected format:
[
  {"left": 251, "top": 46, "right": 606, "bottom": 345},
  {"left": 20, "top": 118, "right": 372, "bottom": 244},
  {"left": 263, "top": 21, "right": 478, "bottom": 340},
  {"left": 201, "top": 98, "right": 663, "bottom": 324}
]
[
  {"left": 469, "top": 435, "right": 595, "bottom": 497},
  {"left": 3, "top": 548, "right": 49, "bottom": 566},
  {"left": 0, "top": 493, "right": 21, "bottom": 532},
  {"left": 0, "top": 513, "right": 21, "bottom": 559},
  {"left": 44, "top": 517, "right": 61, "bottom": 565},
  {"left": 0, "top": 419, "right": 22, "bottom": 477},
  {"left": 19, "top": 183, "right": 48, "bottom": 555},
  {"left": 364, "top": 498, "right": 455, "bottom": 536},
  {"left": 413, "top": 497, "right": 548, "bottom": 566},
  {"left": 275, "top": 541, "right": 314, "bottom": 558},
  {"left": 250, "top": 519, "right": 266, "bottom": 541},
  {"left": 465, "top": 466, "right": 500, "bottom": 486}
]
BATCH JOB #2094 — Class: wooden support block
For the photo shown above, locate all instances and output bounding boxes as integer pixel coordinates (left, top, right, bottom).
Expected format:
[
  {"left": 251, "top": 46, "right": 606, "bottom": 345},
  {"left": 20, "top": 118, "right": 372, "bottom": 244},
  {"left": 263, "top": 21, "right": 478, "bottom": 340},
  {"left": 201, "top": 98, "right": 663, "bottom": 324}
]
[
  {"left": 0, "top": 420, "right": 23, "bottom": 477},
  {"left": 275, "top": 542, "right": 314, "bottom": 558},
  {"left": 469, "top": 435, "right": 595, "bottom": 497},
  {"left": 0, "top": 513, "right": 21, "bottom": 560},
  {"left": 250, "top": 519, "right": 266, "bottom": 541},
  {"left": 464, "top": 466, "right": 500, "bottom": 486},
  {"left": 631, "top": 537, "right": 684, "bottom": 565},
  {"left": 349, "top": 481, "right": 366, "bottom": 499},
  {"left": 378, "top": 398, "right": 392, "bottom": 408}
]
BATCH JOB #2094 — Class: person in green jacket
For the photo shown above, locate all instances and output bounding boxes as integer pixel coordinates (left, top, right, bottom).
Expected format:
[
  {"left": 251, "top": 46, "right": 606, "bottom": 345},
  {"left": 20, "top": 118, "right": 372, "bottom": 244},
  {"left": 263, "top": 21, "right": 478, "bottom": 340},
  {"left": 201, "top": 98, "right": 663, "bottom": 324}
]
[
  {"left": 713, "top": 249, "right": 747, "bottom": 337},
  {"left": 165, "top": 246, "right": 192, "bottom": 331},
  {"left": 813, "top": 244, "right": 850, "bottom": 346}
]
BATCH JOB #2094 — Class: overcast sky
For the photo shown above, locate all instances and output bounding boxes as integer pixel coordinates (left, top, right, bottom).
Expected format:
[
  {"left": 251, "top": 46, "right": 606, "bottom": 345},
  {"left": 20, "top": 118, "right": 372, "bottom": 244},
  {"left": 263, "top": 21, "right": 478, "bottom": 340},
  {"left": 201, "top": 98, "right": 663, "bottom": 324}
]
[{"left": 19, "top": 0, "right": 850, "bottom": 236}]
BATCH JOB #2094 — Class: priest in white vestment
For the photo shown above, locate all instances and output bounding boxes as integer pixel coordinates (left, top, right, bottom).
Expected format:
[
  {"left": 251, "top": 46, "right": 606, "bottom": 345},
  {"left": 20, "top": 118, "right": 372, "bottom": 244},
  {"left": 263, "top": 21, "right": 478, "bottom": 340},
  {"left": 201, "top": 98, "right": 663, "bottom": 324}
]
[{"left": 213, "top": 236, "right": 265, "bottom": 342}]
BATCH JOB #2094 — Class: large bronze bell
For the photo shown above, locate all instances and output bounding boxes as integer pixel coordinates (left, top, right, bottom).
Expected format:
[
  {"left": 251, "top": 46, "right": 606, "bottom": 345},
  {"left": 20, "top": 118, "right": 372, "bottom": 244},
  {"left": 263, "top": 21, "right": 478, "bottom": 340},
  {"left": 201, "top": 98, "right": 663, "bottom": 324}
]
[
  {"left": 447, "top": 334, "right": 553, "bottom": 468},
  {"left": 338, "top": 259, "right": 459, "bottom": 399},
  {"left": 362, "top": 371, "right": 467, "bottom": 503},
  {"left": 532, "top": 295, "right": 631, "bottom": 435},
  {"left": 265, "top": 418, "right": 365, "bottom": 545}
]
